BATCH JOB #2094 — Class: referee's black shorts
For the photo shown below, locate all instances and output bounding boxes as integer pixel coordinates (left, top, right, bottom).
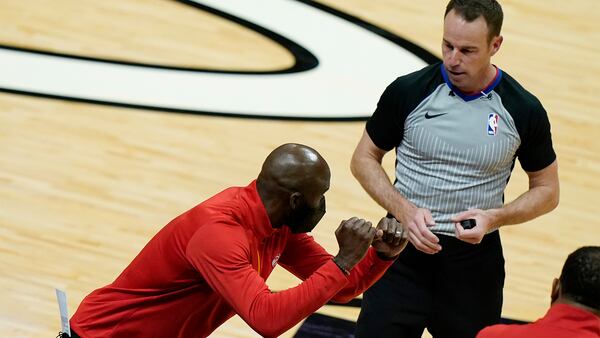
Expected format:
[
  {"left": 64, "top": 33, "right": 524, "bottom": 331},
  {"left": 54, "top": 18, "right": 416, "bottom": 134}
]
[{"left": 356, "top": 231, "right": 505, "bottom": 338}]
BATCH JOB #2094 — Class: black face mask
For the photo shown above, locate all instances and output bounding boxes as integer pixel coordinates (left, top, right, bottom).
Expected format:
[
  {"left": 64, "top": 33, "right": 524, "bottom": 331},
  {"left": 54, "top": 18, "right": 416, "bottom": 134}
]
[{"left": 287, "top": 197, "right": 326, "bottom": 234}]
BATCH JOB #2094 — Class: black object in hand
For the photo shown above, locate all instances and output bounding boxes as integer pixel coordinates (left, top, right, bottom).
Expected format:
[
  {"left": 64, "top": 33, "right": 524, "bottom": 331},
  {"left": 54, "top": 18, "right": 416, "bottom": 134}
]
[{"left": 460, "top": 219, "right": 477, "bottom": 229}]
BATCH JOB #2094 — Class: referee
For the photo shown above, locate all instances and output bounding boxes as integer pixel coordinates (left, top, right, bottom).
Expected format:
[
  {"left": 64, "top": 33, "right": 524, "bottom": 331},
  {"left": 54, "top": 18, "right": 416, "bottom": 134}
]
[{"left": 351, "top": 1, "right": 560, "bottom": 337}]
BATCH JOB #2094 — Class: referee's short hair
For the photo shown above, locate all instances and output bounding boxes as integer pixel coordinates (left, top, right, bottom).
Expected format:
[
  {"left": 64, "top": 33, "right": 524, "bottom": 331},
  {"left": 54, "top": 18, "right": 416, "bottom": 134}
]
[
  {"left": 445, "top": 0, "right": 503, "bottom": 42},
  {"left": 560, "top": 246, "right": 600, "bottom": 310}
]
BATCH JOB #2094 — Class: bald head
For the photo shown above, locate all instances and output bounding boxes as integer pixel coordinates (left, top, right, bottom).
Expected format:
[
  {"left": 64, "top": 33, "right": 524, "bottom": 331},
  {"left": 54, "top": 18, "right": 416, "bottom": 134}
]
[
  {"left": 256, "top": 144, "right": 330, "bottom": 230},
  {"left": 258, "top": 143, "right": 330, "bottom": 195}
]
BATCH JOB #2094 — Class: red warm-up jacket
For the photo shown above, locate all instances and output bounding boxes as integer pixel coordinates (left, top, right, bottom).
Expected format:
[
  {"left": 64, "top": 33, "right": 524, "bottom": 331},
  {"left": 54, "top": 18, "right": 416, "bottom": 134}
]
[{"left": 477, "top": 304, "right": 600, "bottom": 338}]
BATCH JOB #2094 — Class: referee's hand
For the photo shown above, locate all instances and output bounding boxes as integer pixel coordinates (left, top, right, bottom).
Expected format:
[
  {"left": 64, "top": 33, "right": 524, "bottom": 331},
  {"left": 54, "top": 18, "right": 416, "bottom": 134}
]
[
  {"left": 395, "top": 202, "right": 441, "bottom": 254},
  {"left": 453, "top": 209, "right": 496, "bottom": 244}
]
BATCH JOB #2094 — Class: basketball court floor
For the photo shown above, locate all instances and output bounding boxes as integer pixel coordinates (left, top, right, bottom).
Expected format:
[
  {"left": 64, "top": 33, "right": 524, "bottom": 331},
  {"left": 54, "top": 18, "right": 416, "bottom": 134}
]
[{"left": 1, "top": 1, "right": 599, "bottom": 337}]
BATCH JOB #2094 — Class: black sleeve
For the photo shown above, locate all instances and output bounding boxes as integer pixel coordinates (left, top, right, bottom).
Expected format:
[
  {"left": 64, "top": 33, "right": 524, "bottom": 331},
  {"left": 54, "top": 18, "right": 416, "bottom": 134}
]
[
  {"left": 495, "top": 72, "right": 556, "bottom": 172},
  {"left": 365, "top": 63, "right": 443, "bottom": 151},
  {"left": 365, "top": 79, "right": 404, "bottom": 151},
  {"left": 517, "top": 103, "right": 556, "bottom": 172}
]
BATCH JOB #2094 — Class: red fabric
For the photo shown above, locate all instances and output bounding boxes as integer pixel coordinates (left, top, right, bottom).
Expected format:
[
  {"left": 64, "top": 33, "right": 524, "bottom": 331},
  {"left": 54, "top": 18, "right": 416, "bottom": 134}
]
[
  {"left": 477, "top": 304, "right": 600, "bottom": 338},
  {"left": 71, "top": 180, "right": 393, "bottom": 338}
]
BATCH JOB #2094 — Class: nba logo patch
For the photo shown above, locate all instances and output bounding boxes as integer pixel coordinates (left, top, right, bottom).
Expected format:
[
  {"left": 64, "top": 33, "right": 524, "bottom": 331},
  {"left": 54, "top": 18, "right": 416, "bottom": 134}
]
[{"left": 487, "top": 113, "right": 499, "bottom": 135}]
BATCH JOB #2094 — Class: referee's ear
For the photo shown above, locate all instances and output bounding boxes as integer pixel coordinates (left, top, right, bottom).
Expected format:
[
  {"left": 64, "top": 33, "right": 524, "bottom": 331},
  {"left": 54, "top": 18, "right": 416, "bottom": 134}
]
[{"left": 490, "top": 35, "right": 503, "bottom": 56}]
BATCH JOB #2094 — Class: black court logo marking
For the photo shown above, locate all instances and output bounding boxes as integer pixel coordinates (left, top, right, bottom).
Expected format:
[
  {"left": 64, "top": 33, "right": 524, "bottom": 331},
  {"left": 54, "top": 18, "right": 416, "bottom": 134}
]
[{"left": 0, "top": 0, "right": 439, "bottom": 120}]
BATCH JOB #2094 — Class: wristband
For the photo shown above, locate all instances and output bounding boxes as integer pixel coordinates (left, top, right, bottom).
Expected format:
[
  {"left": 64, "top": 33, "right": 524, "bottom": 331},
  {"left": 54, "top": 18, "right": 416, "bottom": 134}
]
[{"left": 332, "top": 257, "right": 351, "bottom": 276}]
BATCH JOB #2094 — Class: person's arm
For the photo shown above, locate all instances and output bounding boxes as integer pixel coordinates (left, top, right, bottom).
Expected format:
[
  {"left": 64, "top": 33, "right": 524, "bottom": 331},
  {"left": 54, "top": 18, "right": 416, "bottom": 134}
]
[
  {"left": 453, "top": 160, "right": 559, "bottom": 244},
  {"left": 186, "top": 223, "right": 348, "bottom": 338},
  {"left": 279, "top": 235, "right": 391, "bottom": 303},
  {"left": 279, "top": 218, "right": 408, "bottom": 303},
  {"left": 351, "top": 130, "right": 441, "bottom": 254},
  {"left": 187, "top": 218, "right": 376, "bottom": 338}
]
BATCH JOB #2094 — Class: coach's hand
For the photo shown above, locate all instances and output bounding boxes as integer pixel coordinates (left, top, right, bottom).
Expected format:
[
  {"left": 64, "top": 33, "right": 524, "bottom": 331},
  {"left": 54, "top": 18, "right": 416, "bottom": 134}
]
[
  {"left": 395, "top": 201, "right": 441, "bottom": 254},
  {"left": 372, "top": 217, "right": 408, "bottom": 259},
  {"left": 333, "top": 217, "right": 377, "bottom": 273},
  {"left": 452, "top": 209, "right": 497, "bottom": 244}
]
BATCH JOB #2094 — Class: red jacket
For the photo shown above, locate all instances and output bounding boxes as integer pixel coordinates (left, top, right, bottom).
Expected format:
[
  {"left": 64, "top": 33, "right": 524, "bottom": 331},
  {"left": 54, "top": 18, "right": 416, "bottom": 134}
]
[
  {"left": 71, "top": 180, "right": 394, "bottom": 337},
  {"left": 477, "top": 304, "right": 600, "bottom": 338}
]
